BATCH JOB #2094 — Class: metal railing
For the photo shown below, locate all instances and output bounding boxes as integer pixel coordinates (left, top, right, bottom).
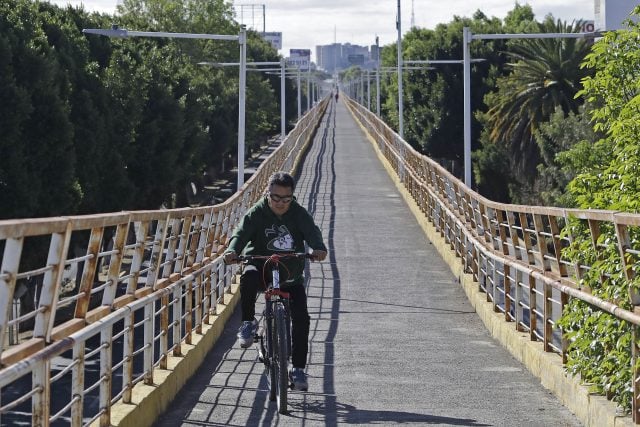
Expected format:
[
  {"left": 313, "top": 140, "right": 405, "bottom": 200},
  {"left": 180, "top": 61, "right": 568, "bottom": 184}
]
[
  {"left": 0, "top": 97, "right": 329, "bottom": 426},
  {"left": 345, "top": 96, "right": 640, "bottom": 423}
]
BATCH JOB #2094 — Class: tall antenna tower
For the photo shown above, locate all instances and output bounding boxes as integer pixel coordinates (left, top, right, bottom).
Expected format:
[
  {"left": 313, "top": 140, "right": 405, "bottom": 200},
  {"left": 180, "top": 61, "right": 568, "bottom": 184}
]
[
  {"left": 411, "top": 0, "right": 415, "bottom": 29},
  {"left": 234, "top": 3, "right": 266, "bottom": 33}
]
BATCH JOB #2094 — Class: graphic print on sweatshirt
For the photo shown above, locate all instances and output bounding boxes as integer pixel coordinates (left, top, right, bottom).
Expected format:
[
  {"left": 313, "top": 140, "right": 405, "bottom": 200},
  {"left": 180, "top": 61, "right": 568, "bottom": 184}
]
[{"left": 265, "top": 224, "right": 294, "bottom": 251}]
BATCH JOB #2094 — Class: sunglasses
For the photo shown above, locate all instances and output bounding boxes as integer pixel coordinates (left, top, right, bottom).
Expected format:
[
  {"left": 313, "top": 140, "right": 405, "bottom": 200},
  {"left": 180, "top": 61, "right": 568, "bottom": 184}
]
[{"left": 269, "top": 193, "right": 294, "bottom": 203}]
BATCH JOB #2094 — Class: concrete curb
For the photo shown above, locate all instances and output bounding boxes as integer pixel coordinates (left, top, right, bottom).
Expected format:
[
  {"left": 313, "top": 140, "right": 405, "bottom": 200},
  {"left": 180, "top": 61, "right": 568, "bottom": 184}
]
[
  {"left": 104, "top": 283, "right": 240, "bottom": 427},
  {"left": 346, "top": 101, "right": 634, "bottom": 427}
]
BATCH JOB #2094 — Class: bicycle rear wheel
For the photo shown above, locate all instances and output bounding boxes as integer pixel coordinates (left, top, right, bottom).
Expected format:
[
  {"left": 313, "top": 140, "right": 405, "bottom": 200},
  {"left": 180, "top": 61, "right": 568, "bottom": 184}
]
[{"left": 274, "top": 302, "right": 289, "bottom": 414}]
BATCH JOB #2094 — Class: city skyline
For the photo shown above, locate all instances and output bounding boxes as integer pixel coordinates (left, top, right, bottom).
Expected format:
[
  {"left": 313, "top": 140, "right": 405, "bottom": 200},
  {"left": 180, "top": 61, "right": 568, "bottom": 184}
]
[{"left": 49, "top": 0, "right": 604, "bottom": 61}]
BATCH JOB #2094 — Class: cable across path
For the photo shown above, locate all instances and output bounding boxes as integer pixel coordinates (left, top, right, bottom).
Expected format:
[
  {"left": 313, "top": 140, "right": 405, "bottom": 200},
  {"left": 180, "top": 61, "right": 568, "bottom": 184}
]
[{"left": 153, "top": 99, "right": 581, "bottom": 426}]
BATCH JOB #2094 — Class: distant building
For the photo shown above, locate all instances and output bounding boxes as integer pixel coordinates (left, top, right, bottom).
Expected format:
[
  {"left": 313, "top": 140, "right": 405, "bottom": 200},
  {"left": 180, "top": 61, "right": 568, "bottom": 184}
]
[
  {"left": 316, "top": 42, "right": 378, "bottom": 73},
  {"left": 594, "top": 0, "right": 638, "bottom": 30}
]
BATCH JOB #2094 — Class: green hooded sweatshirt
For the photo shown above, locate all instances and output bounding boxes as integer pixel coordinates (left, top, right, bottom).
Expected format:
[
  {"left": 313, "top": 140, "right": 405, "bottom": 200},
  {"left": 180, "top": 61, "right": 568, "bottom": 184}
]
[{"left": 226, "top": 196, "right": 327, "bottom": 286}]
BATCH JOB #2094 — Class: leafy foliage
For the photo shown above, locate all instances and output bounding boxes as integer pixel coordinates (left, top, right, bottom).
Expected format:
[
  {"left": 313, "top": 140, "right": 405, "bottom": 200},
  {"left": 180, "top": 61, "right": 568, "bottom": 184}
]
[
  {"left": 0, "top": 0, "right": 81, "bottom": 217},
  {"left": 534, "top": 105, "right": 601, "bottom": 207},
  {"left": 474, "top": 16, "right": 593, "bottom": 203},
  {"left": 0, "top": 0, "right": 288, "bottom": 218},
  {"left": 557, "top": 6, "right": 640, "bottom": 412},
  {"left": 378, "top": 10, "right": 507, "bottom": 172}
]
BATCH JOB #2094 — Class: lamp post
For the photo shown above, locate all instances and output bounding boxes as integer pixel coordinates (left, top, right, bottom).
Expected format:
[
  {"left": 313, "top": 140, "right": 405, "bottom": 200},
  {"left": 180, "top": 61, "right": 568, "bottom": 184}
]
[
  {"left": 376, "top": 36, "right": 381, "bottom": 117},
  {"left": 359, "top": 71, "right": 364, "bottom": 105},
  {"left": 397, "top": 0, "right": 404, "bottom": 139},
  {"left": 279, "top": 58, "right": 286, "bottom": 141},
  {"left": 461, "top": 27, "right": 599, "bottom": 188},
  {"left": 200, "top": 60, "right": 288, "bottom": 141},
  {"left": 307, "top": 67, "right": 311, "bottom": 112},
  {"left": 297, "top": 68, "right": 302, "bottom": 120},
  {"left": 366, "top": 69, "right": 371, "bottom": 110},
  {"left": 82, "top": 25, "right": 249, "bottom": 190}
]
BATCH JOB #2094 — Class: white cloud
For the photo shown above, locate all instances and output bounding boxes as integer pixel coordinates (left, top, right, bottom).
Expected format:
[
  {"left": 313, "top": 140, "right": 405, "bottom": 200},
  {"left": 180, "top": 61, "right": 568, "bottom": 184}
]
[{"left": 49, "top": 0, "right": 600, "bottom": 59}]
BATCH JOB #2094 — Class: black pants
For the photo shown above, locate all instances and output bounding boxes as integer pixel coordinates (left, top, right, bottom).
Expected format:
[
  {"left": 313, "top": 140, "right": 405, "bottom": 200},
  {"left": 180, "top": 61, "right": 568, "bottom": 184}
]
[{"left": 240, "top": 267, "right": 310, "bottom": 369}]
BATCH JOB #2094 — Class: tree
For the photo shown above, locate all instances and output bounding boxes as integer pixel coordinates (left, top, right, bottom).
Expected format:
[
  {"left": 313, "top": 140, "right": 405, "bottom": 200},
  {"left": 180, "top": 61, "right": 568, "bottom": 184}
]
[
  {"left": 379, "top": 10, "right": 507, "bottom": 177},
  {"left": 477, "top": 17, "right": 593, "bottom": 202},
  {"left": 533, "top": 105, "right": 600, "bottom": 207},
  {"left": 0, "top": 0, "right": 81, "bottom": 219},
  {"left": 557, "top": 6, "right": 640, "bottom": 412}
]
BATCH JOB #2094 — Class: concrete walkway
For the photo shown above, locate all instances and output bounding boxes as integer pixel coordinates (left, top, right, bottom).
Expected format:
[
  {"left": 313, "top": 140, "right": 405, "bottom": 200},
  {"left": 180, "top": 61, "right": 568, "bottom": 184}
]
[{"left": 153, "top": 99, "right": 581, "bottom": 426}]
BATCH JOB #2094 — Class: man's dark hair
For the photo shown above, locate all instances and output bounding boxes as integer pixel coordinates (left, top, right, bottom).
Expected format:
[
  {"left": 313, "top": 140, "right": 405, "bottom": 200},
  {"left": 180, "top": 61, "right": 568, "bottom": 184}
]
[{"left": 268, "top": 172, "right": 296, "bottom": 191}]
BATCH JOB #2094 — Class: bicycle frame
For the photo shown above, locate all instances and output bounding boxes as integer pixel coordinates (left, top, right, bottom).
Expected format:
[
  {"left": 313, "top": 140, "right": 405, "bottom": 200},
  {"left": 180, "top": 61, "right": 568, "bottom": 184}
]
[{"left": 237, "top": 253, "right": 310, "bottom": 414}]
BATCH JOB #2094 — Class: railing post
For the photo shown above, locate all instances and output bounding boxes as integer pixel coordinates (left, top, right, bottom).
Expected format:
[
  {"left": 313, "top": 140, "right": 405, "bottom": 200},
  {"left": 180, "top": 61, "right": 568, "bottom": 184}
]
[
  {"left": 99, "top": 329, "right": 113, "bottom": 426},
  {"left": 529, "top": 275, "right": 537, "bottom": 341},
  {"left": 515, "top": 269, "right": 524, "bottom": 330},
  {"left": 127, "top": 220, "right": 149, "bottom": 293},
  {"left": 504, "top": 264, "right": 511, "bottom": 321},
  {"left": 0, "top": 238, "right": 23, "bottom": 352},
  {"left": 33, "top": 226, "right": 72, "bottom": 341},
  {"left": 532, "top": 214, "right": 549, "bottom": 271},
  {"left": 185, "top": 280, "right": 193, "bottom": 345},
  {"left": 519, "top": 213, "right": 534, "bottom": 265},
  {"left": 32, "top": 360, "right": 50, "bottom": 426},
  {"left": 160, "top": 292, "right": 169, "bottom": 369},
  {"left": 71, "top": 343, "right": 85, "bottom": 424},
  {"left": 633, "top": 323, "right": 640, "bottom": 423},
  {"left": 548, "top": 216, "right": 566, "bottom": 276},
  {"left": 123, "top": 313, "right": 134, "bottom": 403},
  {"left": 173, "top": 286, "right": 183, "bottom": 356},
  {"left": 506, "top": 212, "right": 522, "bottom": 261},
  {"left": 561, "top": 291, "right": 569, "bottom": 364},
  {"left": 543, "top": 282, "right": 552, "bottom": 352},
  {"left": 101, "top": 222, "right": 129, "bottom": 307},
  {"left": 143, "top": 302, "right": 154, "bottom": 385},
  {"left": 496, "top": 210, "right": 510, "bottom": 256}
]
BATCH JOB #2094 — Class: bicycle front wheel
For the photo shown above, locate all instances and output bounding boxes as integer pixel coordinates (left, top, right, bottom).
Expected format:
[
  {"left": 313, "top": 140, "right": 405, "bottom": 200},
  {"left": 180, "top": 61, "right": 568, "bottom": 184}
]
[{"left": 274, "top": 302, "right": 289, "bottom": 414}]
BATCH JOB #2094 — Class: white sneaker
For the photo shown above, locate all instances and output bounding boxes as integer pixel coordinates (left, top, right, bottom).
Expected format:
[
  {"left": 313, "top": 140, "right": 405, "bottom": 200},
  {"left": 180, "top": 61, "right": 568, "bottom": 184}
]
[
  {"left": 237, "top": 319, "right": 258, "bottom": 348},
  {"left": 289, "top": 367, "right": 308, "bottom": 391}
]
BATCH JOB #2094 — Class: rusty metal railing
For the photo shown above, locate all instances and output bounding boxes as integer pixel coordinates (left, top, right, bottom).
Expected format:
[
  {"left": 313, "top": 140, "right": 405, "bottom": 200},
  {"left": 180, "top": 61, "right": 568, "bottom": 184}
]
[
  {"left": 345, "top": 96, "right": 640, "bottom": 423},
  {"left": 0, "top": 97, "right": 329, "bottom": 426}
]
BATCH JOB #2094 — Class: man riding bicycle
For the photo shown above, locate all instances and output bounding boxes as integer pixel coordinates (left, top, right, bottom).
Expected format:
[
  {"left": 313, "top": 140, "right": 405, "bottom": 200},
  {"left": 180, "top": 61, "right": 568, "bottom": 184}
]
[{"left": 223, "top": 172, "right": 328, "bottom": 391}]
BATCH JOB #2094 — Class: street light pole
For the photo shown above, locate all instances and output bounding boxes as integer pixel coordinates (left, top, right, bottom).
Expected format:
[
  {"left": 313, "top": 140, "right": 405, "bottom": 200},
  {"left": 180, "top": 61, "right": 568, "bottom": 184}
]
[
  {"left": 297, "top": 68, "right": 301, "bottom": 120},
  {"left": 376, "top": 36, "right": 381, "bottom": 117},
  {"left": 461, "top": 27, "right": 599, "bottom": 189},
  {"left": 463, "top": 27, "right": 471, "bottom": 187},
  {"left": 367, "top": 69, "right": 371, "bottom": 110},
  {"left": 397, "top": 0, "right": 404, "bottom": 139},
  {"left": 280, "top": 57, "right": 286, "bottom": 141},
  {"left": 360, "top": 72, "right": 364, "bottom": 105},
  {"left": 237, "top": 26, "right": 247, "bottom": 190},
  {"left": 307, "top": 67, "right": 311, "bottom": 112},
  {"left": 199, "top": 60, "right": 287, "bottom": 144},
  {"left": 82, "top": 25, "right": 248, "bottom": 191}
]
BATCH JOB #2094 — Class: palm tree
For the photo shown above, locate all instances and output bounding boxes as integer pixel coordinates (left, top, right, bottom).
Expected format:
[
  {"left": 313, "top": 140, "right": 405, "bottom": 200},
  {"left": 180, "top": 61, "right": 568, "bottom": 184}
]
[{"left": 484, "top": 18, "right": 593, "bottom": 180}]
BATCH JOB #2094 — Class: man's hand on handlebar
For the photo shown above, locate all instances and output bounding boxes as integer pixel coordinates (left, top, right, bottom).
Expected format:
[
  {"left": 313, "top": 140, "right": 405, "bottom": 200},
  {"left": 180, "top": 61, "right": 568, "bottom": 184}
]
[
  {"left": 310, "top": 249, "right": 327, "bottom": 262},
  {"left": 223, "top": 251, "right": 239, "bottom": 264}
]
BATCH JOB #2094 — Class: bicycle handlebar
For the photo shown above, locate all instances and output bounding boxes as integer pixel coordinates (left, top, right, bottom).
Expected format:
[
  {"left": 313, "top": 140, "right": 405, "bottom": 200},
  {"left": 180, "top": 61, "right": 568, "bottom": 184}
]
[{"left": 237, "top": 253, "right": 313, "bottom": 262}]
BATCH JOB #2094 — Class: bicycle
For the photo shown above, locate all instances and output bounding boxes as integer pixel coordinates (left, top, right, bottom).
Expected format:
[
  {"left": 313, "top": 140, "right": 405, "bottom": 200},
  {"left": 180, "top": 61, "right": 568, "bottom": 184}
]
[{"left": 237, "top": 252, "right": 312, "bottom": 414}]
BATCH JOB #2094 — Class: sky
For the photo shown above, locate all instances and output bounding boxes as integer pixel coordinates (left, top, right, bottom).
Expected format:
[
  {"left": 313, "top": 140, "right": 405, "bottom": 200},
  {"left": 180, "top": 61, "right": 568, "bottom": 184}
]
[{"left": 50, "top": 0, "right": 598, "bottom": 60}]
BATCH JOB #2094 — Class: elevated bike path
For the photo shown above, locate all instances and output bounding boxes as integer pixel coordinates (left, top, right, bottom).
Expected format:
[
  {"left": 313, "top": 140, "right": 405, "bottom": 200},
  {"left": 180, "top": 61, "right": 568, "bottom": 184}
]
[{"left": 152, "top": 99, "right": 581, "bottom": 426}]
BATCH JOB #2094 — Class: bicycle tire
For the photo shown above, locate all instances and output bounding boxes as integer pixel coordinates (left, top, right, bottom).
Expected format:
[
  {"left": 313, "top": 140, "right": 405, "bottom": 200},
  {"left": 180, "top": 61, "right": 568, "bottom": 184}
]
[
  {"left": 274, "top": 303, "right": 289, "bottom": 413},
  {"left": 266, "top": 306, "right": 277, "bottom": 402}
]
